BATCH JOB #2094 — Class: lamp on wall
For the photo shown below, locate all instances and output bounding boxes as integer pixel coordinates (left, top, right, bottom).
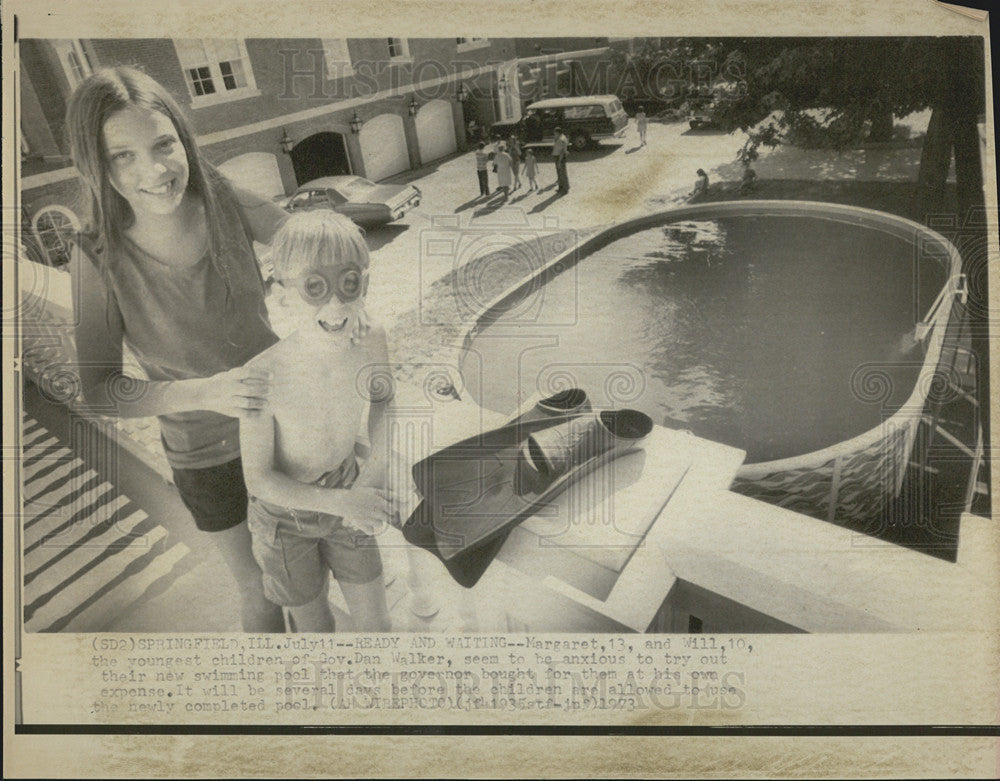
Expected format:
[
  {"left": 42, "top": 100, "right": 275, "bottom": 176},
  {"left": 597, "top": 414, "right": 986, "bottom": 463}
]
[
  {"left": 279, "top": 128, "right": 294, "bottom": 154},
  {"left": 408, "top": 96, "right": 419, "bottom": 116},
  {"left": 349, "top": 110, "right": 363, "bottom": 134},
  {"left": 457, "top": 82, "right": 469, "bottom": 102}
]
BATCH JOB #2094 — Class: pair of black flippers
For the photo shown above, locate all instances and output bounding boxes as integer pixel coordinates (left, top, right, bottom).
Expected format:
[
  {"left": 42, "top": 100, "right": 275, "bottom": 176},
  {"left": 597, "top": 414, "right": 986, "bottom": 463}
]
[{"left": 402, "top": 389, "right": 654, "bottom": 587}]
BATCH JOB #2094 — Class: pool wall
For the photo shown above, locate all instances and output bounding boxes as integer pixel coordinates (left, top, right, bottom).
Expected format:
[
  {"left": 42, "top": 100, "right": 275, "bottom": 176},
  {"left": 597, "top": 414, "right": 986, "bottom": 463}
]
[{"left": 458, "top": 201, "right": 964, "bottom": 527}]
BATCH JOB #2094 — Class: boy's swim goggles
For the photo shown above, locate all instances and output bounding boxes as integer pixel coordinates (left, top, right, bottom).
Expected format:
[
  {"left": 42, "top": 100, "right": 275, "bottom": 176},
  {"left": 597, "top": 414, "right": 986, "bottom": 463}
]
[{"left": 277, "top": 263, "right": 367, "bottom": 305}]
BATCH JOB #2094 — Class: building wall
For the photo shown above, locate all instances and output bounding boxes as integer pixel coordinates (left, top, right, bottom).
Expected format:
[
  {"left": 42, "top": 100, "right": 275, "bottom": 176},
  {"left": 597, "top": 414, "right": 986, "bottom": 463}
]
[
  {"left": 514, "top": 38, "right": 610, "bottom": 58},
  {"left": 21, "top": 178, "right": 87, "bottom": 227},
  {"left": 83, "top": 37, "right": 513, "bottom": 137},
  {"left": 19, "top": 61, "right": 62, "bottom": 159},
  {"left": 19, "top": 37, "right": 522, "bottom": 221},
  {"left": 19, "top": 40, "right": 74, "bottom": 153}
]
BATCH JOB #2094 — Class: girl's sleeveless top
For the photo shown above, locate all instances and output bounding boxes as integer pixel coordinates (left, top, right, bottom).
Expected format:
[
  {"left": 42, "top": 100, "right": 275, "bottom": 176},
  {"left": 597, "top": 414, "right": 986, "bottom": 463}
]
[{"left": 106, "top": 186, "right": 280, "bottom": 470}]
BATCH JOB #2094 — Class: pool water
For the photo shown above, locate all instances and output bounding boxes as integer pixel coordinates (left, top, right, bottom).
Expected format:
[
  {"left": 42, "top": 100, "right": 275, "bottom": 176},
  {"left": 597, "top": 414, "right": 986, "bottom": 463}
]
[{"left": 462, "top": 216, "right": 947, "bottom": 464}]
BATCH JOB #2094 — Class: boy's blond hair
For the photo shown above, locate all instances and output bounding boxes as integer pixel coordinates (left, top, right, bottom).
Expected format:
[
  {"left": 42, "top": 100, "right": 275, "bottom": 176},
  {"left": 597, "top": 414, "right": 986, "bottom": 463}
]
[{"left": 270, "top": 210, "right": 370, "bottom": 278}]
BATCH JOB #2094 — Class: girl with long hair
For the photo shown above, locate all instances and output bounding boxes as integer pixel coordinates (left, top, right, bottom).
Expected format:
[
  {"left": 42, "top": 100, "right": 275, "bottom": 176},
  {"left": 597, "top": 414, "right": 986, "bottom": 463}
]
[{"left": 65, "top": 66, "right": 292, "bottom": 630}]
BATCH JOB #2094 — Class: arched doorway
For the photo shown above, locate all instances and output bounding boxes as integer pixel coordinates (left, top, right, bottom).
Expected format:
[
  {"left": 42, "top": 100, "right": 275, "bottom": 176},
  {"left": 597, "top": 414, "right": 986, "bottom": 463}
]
[
  {"left": 290, "top": 131, "right": 351, "bottom": 185},
  {"left": 359, "top": 114, "right": 409, "bottom": 182},
  {"left": 415, "top": 99, "right": 457, "bottom": 164}
]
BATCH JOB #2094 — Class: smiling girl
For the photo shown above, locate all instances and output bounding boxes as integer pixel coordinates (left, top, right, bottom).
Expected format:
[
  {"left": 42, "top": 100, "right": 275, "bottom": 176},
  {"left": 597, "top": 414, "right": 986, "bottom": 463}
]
[{"left": 65, "top": 66, "right": 292, "bottom": 631}]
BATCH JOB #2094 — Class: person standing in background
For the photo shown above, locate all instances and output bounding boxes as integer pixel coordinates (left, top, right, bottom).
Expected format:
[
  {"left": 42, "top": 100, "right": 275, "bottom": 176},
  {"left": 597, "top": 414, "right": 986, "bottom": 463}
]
[
  {"left": 475, "top": 142, "right": 491, "bottom": 197},
  {"left": 494, "top": 143, "right": 513, "bottom": 199},
  {"left": 553, "top": 127, "right": 570, "bottom": 195},
  {"left": 636, "top": 105, "right": 648, "bottom": 146},
  {"left": 509, "top": 136, "right": 522, "bottom": 191}
]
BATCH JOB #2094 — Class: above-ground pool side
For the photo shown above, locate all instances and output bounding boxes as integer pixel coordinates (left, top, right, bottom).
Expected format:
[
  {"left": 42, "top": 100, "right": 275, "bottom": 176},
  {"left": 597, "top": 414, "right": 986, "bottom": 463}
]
[{"left": 455, "top": 201, "right": 964, "bottom": 528}]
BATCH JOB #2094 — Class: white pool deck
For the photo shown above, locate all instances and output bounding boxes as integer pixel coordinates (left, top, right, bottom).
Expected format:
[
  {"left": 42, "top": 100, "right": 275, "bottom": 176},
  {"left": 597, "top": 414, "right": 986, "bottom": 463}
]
[{"left": 395, "top": 389, "right": 997, "bottom": 634}]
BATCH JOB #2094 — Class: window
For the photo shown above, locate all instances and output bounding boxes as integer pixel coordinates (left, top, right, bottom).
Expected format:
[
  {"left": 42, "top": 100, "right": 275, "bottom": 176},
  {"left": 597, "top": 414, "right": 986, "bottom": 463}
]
[
  {"left": 321, "top": 39, "right": 354, "bottom": 80},
  {"left": 563, "top": 105, "right": 606, "bottom": 120},
  {"left": 52, "top": 40, "right": 93, "bottom": 89},
  {"left": 174, "top": 39, "right": 259, "bottom": 106},
  {"left": 188, "top": 66, "right": 214, "bottom": 96},
  {"left": 456, "top": 37, "right": 490, "bottom": 52},
  {"left": 289, "top": 192, "right": 313, "bottom": 210},
  {"left": 31, "top": 205, "right": 82, "bottom": 269},
  {"left": 387, "top": 38, "right": 410, "bottom": 60}
]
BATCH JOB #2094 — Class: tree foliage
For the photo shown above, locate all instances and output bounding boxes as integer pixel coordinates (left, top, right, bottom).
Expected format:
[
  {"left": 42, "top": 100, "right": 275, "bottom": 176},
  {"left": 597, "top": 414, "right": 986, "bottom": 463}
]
[
  {"left": 699, "top": 37, "right": 985, "bottom": 165},
  {"left": 605, "top": 37, "right": 984, "bottom": 215}
]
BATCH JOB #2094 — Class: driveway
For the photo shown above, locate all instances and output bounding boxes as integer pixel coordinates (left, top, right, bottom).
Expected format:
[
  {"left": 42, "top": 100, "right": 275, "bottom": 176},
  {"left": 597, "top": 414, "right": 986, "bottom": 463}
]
[{"left": 343, "top": 118, "right": 752, "bottom": 336}]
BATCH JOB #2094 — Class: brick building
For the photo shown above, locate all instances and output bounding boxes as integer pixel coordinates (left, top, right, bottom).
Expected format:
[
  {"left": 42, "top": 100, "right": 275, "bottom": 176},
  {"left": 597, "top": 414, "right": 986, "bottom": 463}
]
[{"left": 19, "top": 37, "right": 628, "bottom": 259}]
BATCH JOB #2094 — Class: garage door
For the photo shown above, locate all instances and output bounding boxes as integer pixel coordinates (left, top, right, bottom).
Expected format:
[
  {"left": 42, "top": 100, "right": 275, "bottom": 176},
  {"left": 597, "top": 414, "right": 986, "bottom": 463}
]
[
  {"left": 217, "top": 152, "right": 284, "bottom": 200},
  {"left": 415, "top": 99, "right": 457, "bottom": 164},
  {"left": 359, "top": 114, "right": 410, "bottom": 182}
]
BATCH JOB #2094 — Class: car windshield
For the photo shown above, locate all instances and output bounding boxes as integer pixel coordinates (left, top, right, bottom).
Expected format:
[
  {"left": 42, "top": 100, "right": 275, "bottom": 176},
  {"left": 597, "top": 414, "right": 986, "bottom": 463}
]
[
  {"left": 334, "top": 178, "right": 377, "bottom": 200},
  {"left": 608, "top": 98, "right": 623, "bottom": 114}
]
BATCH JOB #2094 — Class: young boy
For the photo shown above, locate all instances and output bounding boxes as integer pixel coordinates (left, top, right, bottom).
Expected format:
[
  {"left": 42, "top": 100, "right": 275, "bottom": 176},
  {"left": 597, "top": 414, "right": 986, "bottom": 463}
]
[{"left": 239, "top": 210, "right": 396, "bottom": 632}]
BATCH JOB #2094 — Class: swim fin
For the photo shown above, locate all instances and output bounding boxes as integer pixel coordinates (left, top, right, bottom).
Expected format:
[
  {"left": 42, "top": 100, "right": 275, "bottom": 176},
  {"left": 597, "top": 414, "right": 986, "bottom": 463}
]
[
  {"left": 403, "top": 389, "right": 590, "bottom": 587},
  {"left": 403, "top": 392, "right": 654, "bottom": 588},
  {"left": 516, "top": 409, "right": 655, "bottom": 497}
]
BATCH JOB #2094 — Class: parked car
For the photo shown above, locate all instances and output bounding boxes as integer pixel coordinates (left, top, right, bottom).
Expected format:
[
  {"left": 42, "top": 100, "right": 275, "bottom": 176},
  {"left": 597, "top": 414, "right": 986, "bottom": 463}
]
[
  {"left": 688, "top": 111, "right": 721, "bottom": 131},
  {"left": 491, "top": 94, "right": 629, "bottom": 151},
  {"left": 283, "top": 176, "right": 421, "bottom": 228}
]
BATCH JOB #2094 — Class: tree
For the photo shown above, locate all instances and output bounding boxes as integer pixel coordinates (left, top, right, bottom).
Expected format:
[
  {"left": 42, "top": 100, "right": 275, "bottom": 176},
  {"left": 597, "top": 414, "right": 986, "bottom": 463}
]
[{"left": 697, "top": 37, "right": 985, "bottom": 219}]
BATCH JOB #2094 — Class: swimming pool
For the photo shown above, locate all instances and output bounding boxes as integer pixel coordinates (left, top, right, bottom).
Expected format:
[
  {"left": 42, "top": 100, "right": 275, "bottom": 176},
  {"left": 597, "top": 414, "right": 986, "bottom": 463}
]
[{"left": 458, "top": 201, "right": 963, "bottom": 525}]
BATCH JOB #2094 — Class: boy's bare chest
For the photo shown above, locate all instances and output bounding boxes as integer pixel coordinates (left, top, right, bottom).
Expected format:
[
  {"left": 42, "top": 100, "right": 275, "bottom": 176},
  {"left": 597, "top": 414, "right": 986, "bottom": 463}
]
[
  {"left": 266, "top": 341, "right": 368, "bottom": 421},
  {"left": 253, "top": 337, "right": 370, "bottom": 433}
]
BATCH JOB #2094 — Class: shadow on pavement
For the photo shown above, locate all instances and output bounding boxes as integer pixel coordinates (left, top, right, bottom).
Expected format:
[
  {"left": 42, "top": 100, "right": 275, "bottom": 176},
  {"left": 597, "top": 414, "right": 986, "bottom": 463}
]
[
  {"left": 364, "top": 223, "right": 410, "bottom": 252},
  {"left": 528, "top": 192, "right": 565, "bottom": 213},
  {"left": 527, "top": 144, "right": 622, "bottom": 162},
  {"left": 680, "top": 127, "right": 732, "bottom": 137},
  {"left": 471, "top": 194, "right": 509, "bottom": 218},
  {"left": 454, "top": 194, "right": 492, "bottom": 213}
]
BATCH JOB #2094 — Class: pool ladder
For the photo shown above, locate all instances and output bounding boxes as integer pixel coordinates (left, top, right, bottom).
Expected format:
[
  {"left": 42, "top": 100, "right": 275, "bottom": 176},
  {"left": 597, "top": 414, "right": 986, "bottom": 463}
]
[
  {"left": 910, "top": 272, "right": 984, "bottom": 516},
  {"left": 913, "top": 274, "right": 966, "bottom": 345}
]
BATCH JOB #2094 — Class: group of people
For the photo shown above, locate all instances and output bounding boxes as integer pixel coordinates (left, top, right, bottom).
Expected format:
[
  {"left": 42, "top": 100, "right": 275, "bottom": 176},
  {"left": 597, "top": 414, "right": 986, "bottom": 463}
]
[
  {"left": 474, "top": 128, "right": 572, "bottom": 199},
  {"left": 473, "top": 111, "right": 731, "bottom": 205},
  {"left": 65, "top": 66, "right": 397, "bottom": 633}
]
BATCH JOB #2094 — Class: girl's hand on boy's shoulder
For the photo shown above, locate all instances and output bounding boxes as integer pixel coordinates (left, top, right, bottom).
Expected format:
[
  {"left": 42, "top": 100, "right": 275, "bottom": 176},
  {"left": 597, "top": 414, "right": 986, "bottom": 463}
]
[
  {"left": 350, "top": 306, "right": 373, "bottom": 345},
  {"left": 198, "top": 365, "right": 272, "bottom": 417}
]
